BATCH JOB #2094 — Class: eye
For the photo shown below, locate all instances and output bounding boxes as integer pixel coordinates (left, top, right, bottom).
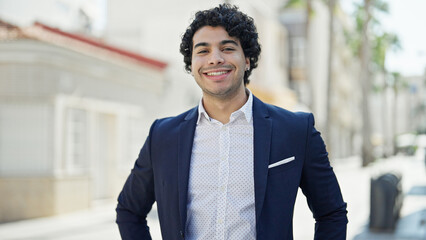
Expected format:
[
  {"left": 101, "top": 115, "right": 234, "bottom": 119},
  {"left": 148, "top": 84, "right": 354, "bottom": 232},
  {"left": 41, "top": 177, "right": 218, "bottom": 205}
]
[
  {"left": 223, "top": 47, "right": 235, "bottom": 52},
  {"left": 196, "top": 49, "right": 208, "bottom": 54}
]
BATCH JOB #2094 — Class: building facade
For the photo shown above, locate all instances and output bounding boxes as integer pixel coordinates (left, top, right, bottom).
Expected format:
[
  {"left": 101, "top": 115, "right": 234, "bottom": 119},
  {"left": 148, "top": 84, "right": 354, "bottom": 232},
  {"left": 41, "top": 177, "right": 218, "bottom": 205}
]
[
  {"left": 104, "top": 0, "right": 296, "bottom": 109},
  {"left": 0, "top": 21, "right": 171, "bottom": 222},
  {"left": 280, "top": 0, "right": 362, "bottom": 158}
]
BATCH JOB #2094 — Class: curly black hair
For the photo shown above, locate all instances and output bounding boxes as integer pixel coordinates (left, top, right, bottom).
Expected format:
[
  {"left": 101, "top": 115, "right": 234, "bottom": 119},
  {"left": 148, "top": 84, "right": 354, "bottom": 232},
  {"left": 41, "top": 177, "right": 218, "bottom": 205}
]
[{"left": 180, "top": 4, "right": 261, "bottom": 85}]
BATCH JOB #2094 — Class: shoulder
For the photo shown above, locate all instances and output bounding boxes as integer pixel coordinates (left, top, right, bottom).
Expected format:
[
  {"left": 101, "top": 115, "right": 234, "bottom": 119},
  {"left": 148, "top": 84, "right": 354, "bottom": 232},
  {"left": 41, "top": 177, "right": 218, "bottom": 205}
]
[
  {"left": 270, "top": 106, "right": 314, "bottom": 134},
  {"left": 268, "top": 104, "right": 311, "bottom": 120},
  {"left": 152, "top": 106, "right": 198, "bottom": 131},
  {"left": 254, "top": 96, "right": 313, "bottom": 125}
]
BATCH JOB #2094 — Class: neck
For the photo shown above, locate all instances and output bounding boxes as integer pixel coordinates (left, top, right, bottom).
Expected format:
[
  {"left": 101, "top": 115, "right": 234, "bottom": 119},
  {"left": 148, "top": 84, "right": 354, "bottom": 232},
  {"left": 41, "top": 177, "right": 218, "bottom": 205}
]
[{"left": 202, "top": 88, "right": 248, "bottom": 124}]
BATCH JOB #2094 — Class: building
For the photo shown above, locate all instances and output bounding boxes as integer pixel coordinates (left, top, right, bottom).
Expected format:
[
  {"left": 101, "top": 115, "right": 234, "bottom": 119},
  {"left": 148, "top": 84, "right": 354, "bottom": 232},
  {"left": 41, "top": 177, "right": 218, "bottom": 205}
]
[
  {"left": 399, "top": 73, "right": 426, "bottom": 134},
  {"left": 0, "top": 20, "right": 174, "bottom": 222},
  {"left": 0, "top": 0, "right": 323, "bottom": 222},
  {"left": 104, "top": 0, "right": 297, "bottom": 109},
  {"left": 280, "top": 0, "right": 362, "bottom": 158}
]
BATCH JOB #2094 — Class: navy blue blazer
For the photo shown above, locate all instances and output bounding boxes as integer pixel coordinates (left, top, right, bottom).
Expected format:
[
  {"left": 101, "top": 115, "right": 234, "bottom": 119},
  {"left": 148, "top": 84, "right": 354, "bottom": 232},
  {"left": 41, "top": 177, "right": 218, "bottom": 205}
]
[{"left": 116, "top": 96, "right": 348, "bottom": 240}]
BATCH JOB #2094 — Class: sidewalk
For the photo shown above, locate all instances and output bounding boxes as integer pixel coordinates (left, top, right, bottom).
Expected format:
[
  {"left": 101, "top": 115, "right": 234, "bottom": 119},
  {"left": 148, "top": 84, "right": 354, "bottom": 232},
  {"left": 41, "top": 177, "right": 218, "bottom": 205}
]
[
  {"left": 274, "top": 154, "right": 426, "bottom": 240},
  {"left": 0, "top": 199, "right": 163, "bottom": 240},
  {"left": 0, "top": 155, "right": 424, "bottom": 240},
  {"left": 0, "top": 199, "right": 121, "bottom": 240},
  {"left": 343, "top": 155, "right": 426, "bottom": 240}
]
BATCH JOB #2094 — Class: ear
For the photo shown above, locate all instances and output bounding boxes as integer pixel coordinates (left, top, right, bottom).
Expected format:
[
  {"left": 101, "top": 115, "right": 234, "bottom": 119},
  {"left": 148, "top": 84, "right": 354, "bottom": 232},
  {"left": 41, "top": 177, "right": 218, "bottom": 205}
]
[
  {"left": 245, "top": 57, "right": 250, "bottom": 70},
  {"left": 189, "top": 64, "right": 194, "bottom": 75}
]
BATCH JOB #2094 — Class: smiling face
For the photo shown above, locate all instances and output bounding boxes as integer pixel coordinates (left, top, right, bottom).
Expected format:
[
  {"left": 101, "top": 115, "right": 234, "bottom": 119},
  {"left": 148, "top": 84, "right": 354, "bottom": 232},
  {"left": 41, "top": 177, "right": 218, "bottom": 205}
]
[{"left": 191, "top": 26, "right": 250, "bottom": 101}]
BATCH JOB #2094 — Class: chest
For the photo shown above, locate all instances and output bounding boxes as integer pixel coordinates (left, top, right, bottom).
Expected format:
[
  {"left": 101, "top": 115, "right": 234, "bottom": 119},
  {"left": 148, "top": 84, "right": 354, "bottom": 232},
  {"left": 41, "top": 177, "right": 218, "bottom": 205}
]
[{"left": 189, "top": 123, "right": 254, "bottom": 194}]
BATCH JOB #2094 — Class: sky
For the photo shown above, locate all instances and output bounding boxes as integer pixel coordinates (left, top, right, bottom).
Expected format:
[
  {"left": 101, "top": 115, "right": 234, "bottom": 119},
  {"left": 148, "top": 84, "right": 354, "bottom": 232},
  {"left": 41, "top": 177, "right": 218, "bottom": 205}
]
[{"left": 341, "top": 0, "right": 426, "bottom": 76}]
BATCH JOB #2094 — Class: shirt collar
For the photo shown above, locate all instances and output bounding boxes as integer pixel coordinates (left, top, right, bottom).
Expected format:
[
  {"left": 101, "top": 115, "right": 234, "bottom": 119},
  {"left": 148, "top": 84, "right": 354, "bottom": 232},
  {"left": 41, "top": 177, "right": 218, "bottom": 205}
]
[{"left": 197, "top": 89, "right": 253, "bottom": 124}]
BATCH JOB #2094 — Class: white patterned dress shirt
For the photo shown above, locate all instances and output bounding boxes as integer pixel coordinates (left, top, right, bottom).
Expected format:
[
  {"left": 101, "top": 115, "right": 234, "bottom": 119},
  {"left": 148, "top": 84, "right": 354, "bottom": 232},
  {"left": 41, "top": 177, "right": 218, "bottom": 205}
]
[{"left": 185, "top": 91, "right": 255, "bottom": 240}]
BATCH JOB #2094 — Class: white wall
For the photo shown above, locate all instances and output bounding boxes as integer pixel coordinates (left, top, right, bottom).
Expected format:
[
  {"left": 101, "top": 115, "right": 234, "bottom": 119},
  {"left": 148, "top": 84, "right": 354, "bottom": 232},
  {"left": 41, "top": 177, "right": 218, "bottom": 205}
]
[{"left": 0, "top": 102, "right": 53, "bottom": 176}]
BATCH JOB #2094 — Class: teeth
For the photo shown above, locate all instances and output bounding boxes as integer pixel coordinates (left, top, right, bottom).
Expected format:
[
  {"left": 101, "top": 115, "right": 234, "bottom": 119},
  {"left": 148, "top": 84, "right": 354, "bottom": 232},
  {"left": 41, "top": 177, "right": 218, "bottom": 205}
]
[{"left": 206, "top": 71, "right": 228, "bottom": 76}]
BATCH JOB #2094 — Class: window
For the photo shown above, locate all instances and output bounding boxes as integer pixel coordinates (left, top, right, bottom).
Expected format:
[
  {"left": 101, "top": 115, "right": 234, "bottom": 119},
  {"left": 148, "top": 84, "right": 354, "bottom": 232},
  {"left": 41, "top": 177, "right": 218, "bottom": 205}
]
[
  {"left": 65, "top": 108, "right": 88, "bottom": 174},
  {"left": 290, "top": 37, "right": 306, "bottom": 68}
]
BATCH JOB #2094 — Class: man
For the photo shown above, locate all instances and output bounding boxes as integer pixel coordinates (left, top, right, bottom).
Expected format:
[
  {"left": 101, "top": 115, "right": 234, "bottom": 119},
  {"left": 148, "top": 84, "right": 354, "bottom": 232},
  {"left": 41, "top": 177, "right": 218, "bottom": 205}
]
[{"left": 116, "top": 4, "right": 347, "bottom": 240}]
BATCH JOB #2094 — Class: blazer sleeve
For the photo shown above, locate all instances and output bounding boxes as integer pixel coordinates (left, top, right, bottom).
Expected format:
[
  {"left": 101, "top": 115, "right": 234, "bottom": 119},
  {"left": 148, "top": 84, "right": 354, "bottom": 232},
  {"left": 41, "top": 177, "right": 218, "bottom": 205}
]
[
  {"left": 299, "top": 114, "right": 348, "bottom": 240},
  {"left": 116, "top": 120, "right": 158, "bottom": 240}
]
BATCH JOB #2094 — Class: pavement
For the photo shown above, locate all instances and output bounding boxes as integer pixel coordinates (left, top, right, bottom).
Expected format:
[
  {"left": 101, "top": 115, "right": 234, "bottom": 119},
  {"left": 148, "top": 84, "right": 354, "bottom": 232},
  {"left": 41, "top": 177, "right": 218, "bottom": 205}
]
[{"left": 0, "top": 154, "right": 425, "bottom": 240}]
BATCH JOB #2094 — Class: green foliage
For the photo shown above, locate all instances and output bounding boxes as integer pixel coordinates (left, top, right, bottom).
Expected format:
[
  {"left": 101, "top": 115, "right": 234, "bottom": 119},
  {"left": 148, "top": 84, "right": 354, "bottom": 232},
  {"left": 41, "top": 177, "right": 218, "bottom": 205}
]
[
  {"left": 372, "top": 32, "right": 401, "bottom": 70},
  {"left": 372, "top": 82, "right": 384, "bottom": 93},
  {"left": 283, "top": 0, "right": 306, "bottom": 8},
  {"left": 372, "top": 0, "right": 389, "bottom": 13},
  {"left": 345, "top": 0, "right": 400, "bottom": 70},
  {"left": 282, "top": 0, "right": 330, "bottom": 10},
  {"left": 353, "top": 3, "right": 367, "bottom": 33},
  {"left": 344, "top": 29, "right": 361, "bottom": 57},
  {"left": 391, "top": 71, "right": 409, "bottom": 90}
]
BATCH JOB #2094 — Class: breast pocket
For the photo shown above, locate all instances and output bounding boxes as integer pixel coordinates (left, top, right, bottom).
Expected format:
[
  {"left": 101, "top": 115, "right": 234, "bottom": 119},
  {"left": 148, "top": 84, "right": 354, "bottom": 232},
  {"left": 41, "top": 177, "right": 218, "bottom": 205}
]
[{"left": 268, "top": 156, "right": 297, "bottom": 175}]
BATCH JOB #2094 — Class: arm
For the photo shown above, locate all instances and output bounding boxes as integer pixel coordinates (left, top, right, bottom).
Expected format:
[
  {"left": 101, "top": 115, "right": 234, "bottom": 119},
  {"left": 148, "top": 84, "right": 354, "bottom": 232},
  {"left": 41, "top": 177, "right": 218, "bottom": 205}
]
[
  {"left": 116, "top": 121, "right": 158, "bottom": 240},
  {"left": 299, "top": 114, "right": 348, "bottom": 240}
]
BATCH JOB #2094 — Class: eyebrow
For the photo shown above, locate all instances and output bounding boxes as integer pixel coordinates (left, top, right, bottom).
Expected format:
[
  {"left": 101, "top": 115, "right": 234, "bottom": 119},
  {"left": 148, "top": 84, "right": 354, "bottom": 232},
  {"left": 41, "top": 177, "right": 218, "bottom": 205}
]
[{"left": 193, "top": 40, "right": 239, "bottom": 50}]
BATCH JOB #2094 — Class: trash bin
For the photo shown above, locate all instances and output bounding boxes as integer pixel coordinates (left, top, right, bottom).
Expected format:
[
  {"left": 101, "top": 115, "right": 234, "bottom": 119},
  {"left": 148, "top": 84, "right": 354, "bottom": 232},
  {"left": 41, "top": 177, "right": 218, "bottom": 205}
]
[{"left": 369, "top": 172, "right": 403, "bottom": 231}]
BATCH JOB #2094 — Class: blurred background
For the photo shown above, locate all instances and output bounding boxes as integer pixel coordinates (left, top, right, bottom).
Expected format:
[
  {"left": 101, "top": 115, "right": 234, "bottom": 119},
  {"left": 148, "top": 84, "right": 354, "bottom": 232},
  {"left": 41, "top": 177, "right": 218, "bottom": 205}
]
[{"left": 0, "top": 0, "right": 425, "bottom": 239}]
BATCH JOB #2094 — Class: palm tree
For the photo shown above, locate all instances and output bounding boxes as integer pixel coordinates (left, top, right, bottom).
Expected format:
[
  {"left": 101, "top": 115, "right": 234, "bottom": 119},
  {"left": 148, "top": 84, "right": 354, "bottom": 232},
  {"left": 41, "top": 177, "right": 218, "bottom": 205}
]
[
  {"left": 348, "top": 0, "right": 399, "bottom": 166},
  {"left": 359, "top": 0, "right": 374, "bottom": 166},
  {"left": 371, "top": 32, "right": 401, "bottom": 157}
]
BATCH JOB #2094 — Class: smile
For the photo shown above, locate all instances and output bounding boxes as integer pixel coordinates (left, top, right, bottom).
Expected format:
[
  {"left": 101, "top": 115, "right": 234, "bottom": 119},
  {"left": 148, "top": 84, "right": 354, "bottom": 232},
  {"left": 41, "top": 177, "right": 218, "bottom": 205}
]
[{"left": 206, "top": 71, "right": 229, "bottom": 76}]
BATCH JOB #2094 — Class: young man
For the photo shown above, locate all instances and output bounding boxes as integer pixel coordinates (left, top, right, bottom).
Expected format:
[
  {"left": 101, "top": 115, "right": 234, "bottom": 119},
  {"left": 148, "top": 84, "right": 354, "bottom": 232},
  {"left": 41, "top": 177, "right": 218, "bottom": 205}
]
[{"left": 116, "top": 4, "right": 347, "bottom": 240}]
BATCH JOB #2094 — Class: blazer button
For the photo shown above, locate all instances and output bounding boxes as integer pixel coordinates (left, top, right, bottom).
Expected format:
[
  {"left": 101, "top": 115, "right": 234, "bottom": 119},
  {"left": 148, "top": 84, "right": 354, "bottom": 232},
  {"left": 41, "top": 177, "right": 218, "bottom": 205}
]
[{"left": 180, "top": 230, "right": 185, "bottom": 239}]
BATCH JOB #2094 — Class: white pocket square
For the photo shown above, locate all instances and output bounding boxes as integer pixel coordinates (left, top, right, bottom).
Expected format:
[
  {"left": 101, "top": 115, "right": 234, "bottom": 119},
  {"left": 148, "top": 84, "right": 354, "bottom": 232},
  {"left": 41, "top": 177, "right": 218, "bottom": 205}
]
[{"left": 268, "top": 156, "right": 295, "bottom": 169}]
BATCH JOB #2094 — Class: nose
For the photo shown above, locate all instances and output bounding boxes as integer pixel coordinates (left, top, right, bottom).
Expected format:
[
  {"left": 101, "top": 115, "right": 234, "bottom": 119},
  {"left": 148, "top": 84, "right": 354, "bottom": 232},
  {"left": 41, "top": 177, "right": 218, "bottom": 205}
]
[{"left": 208, "top": 49, "right": 224, "bottom": 65}]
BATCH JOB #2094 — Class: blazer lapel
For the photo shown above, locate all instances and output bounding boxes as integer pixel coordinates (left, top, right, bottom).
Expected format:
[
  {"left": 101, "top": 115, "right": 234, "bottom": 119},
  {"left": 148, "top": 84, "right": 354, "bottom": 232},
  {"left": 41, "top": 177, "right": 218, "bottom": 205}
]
[
  {"left": 177, "top": 107, "right": 198, "bottom": 232},
  {"left": 252, "top": 96, "right": 272, "bottom": 222}
]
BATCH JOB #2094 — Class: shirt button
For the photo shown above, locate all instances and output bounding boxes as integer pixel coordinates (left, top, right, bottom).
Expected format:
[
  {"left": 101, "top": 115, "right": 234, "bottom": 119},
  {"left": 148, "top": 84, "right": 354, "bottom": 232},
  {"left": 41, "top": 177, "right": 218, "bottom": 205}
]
[
  {"left": 220, "top": 186, "right": 225, "bottom": 192},
  {"left": 218, "top": 219, "right": 223, "bottom": 224}
]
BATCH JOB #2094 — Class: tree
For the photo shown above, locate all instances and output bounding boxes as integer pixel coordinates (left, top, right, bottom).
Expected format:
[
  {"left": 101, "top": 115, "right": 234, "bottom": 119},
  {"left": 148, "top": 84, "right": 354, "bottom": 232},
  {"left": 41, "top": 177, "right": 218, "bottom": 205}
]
[
  {"left": 346, "top": 0, "right": 400, "bottom": 166},
  {"left": 371, "top": 32, "right": 401, "bottom": 157},
  {"left": 359, "top": 0, "right": 374, "bottom": 166}
]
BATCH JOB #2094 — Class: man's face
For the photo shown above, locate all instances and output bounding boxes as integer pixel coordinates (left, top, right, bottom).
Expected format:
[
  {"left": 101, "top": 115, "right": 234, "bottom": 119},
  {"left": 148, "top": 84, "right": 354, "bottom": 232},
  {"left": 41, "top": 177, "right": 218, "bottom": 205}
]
[{"left": 191, "top": 26, "right": 250, "bottom": 100}]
